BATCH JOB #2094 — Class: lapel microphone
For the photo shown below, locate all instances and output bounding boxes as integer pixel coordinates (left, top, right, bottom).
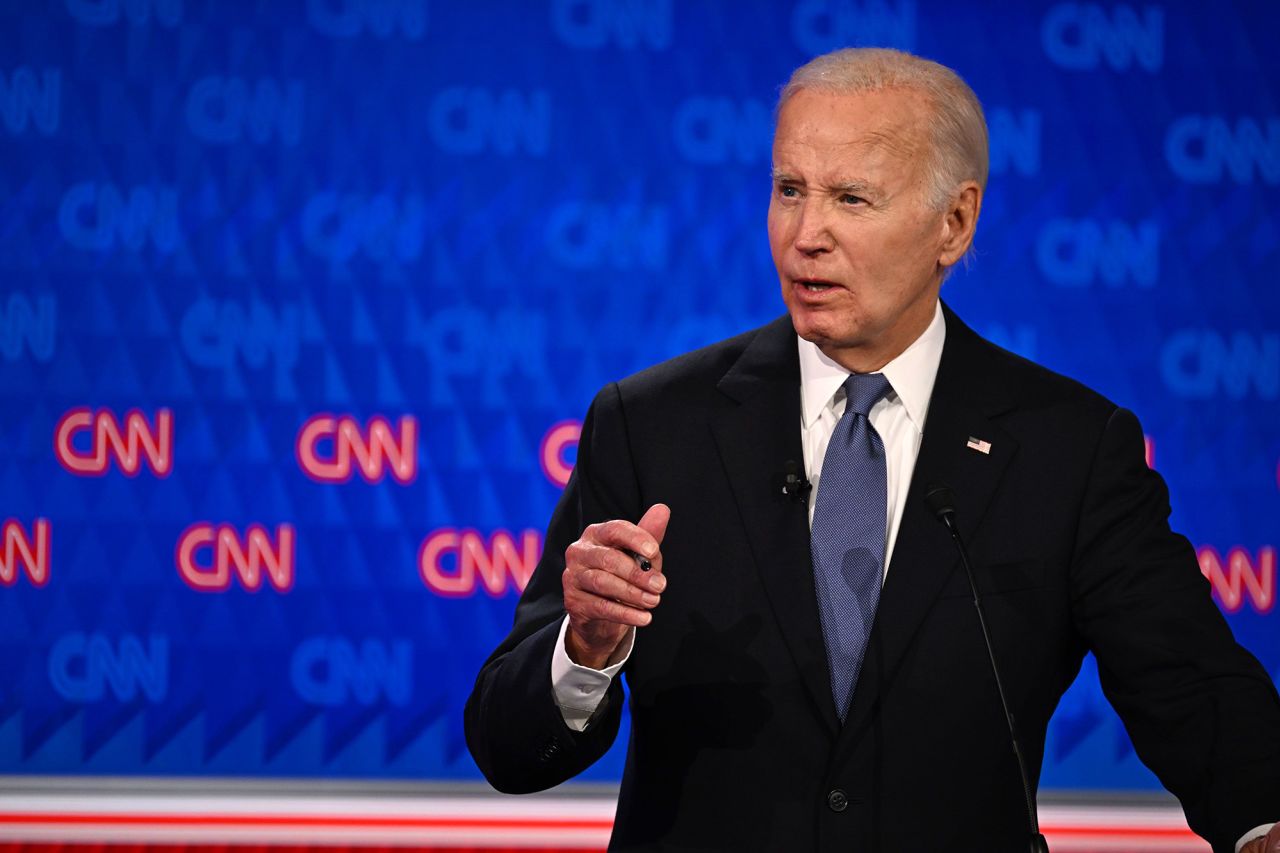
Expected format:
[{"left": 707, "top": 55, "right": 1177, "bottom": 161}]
[
  {"left": 776, "top": 460, "right": 812, "bottom": 503},
  {"left": 925, "top": 484, "right": 1050, "bottom": 853}
]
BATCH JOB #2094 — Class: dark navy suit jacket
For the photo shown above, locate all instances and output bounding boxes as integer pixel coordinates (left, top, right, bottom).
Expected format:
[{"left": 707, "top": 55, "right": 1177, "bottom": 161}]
[{"left": 466, "top": 306, "right": 1280, "bottom": 852}]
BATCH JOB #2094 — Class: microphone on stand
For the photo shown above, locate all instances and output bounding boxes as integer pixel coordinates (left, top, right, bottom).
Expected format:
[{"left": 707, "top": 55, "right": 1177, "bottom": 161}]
[{"left": 925, "top": 483, "right": 1050, "bottom": 853}]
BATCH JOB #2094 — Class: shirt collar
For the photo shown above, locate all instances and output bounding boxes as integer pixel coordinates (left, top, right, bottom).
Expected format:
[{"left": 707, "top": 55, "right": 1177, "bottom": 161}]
[{"left": 798, "top": 301, "right": 946, "bottom": 431}]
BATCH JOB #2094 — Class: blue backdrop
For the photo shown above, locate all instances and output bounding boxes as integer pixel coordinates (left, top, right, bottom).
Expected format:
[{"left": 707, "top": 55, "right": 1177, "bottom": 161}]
[{"left": 0, "top": 0, "right": 1276, "bottom": 793}]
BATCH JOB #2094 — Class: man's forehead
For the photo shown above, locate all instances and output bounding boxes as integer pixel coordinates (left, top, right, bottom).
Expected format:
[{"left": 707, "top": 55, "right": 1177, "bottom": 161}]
[
  {"left": 771, "top": 124, "right": 922, "bottom": 181},
  {"left": 773, "top": 87, "right": 930, "bottom": 158}
]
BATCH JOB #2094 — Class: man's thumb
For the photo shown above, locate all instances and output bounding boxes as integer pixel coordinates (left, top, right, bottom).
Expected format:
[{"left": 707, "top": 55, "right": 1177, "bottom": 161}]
[{"left": 638, "top": 503, "right": 671, "bottom": 545}]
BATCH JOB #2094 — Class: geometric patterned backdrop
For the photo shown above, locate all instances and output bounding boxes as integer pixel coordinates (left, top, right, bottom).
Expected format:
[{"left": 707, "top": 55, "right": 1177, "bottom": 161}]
[{"left": 0, "top": 0, "right": 1276, "bottom": 794}]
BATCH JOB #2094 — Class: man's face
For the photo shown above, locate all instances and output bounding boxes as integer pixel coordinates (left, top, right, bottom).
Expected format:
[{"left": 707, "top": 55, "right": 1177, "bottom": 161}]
[{"left": 768, "top": 87, "right": 952, "bottom": 372}]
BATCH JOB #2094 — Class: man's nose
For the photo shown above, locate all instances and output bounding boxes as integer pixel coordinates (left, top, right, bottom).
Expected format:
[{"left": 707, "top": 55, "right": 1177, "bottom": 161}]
[{"left": 792, "top": 200, "right": 834, "bottom": 255}]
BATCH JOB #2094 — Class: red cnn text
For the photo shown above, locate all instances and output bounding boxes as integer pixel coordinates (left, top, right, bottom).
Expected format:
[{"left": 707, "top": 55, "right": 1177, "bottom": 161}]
[
  {"left": 296, "top": 414, "right": 417, "bottom": 484},
  {"left": 1, "top": 518, "right": 50, "bottom": 586},
  {"left": 1198, "top": 546, "right": 1275, "bottom": 614},
  {"left": 54, "top": 407, "right": 173, "bottom": 477},
  {"left": 176, "top": 523, "right": 296, "bottom": 593},
  {"left": 540, "top": 420, "right": 581, "bottom": 488},
  {"left": 419, "top": 528, "right": 541, "bottom": 597}
]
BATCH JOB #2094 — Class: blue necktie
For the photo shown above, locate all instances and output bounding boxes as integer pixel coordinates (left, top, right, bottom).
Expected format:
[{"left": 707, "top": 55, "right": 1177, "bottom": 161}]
[{"left": 811, "top": 373, "right": 892, "bottom": 721}]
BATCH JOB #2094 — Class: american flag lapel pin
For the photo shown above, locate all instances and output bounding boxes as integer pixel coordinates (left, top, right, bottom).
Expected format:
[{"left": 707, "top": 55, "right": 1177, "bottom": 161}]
[{"left": 966, "top": 436, "right": 992, "bottom": 455}]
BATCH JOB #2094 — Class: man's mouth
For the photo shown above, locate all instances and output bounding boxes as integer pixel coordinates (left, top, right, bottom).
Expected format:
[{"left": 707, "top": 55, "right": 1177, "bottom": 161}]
[{"left": 796, "top": 279, "right": 838, "bottom": 292}]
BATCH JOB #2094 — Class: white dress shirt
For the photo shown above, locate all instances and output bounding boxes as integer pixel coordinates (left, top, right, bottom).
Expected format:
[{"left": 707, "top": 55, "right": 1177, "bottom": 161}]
[{"left": 551, "top": 302, "right": 946, "bottom": 729}]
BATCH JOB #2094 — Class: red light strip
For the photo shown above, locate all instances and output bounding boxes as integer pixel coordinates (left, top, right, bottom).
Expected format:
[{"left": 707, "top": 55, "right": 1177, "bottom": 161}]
[
  {"left": 0, "top": 814, "right": 612, "bottom": 830},
  {"left": 1047, "top": 825, "right": 1198, "bottom": 837},
  {"left": 0, "top": 812, "right": 1200, "bottom": 839}
]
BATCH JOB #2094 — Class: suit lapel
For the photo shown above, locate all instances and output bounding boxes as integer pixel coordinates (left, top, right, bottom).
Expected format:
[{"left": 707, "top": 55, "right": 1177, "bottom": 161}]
[
  {"left": 840, "top": 306, "right": 1020, "bottom": 743},
  {"left": 710, "top": 317, "right": 841, "bottom": 734}
]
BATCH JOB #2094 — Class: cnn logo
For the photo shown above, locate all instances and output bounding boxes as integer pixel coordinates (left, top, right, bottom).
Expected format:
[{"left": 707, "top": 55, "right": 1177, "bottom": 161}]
[
  {"left": 296, "top": 414, "right": 417, "bottom": 484},
  {"left": 55, "top": 408, "right": 172, "bottom": 477},
  {"left": 176, "top": 523, "right": 295, "bottom": 593}
]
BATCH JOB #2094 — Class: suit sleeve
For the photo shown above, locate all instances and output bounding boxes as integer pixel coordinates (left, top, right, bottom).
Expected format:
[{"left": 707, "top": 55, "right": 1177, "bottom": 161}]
[
  {"left": 1069, "top": 407, "right": 1280, "bottom": 853},
  {"left": 464, "top": 382, "right": 641, "bottom": 793}
]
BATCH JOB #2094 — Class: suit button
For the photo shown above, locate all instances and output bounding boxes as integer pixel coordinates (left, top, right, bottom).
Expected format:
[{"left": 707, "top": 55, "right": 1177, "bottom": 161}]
[
  {"left": 536, "top": 740, "right": 562, "bottom": 763},
  {"left": 827, "top": 789, "right": 848, "bottom": 812}
]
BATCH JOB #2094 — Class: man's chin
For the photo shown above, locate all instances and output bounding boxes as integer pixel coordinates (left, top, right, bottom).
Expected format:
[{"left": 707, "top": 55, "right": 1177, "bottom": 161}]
[
  {"left": 787, "top": 313, "right": 886, "bottom": 370},
  {"left": 788, "top": 312, "right": 852, "bottom": 349}
]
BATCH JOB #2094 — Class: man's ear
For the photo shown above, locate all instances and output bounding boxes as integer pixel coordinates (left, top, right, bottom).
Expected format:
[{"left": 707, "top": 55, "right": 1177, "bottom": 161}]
[{"left": 938, "top": 181, "right": 982, "bottom": 267}]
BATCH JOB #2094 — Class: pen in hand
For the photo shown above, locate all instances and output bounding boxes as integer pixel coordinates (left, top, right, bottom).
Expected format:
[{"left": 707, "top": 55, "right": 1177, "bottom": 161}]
[{"left": 626, "top": 550, "right": 652, "bottom": 572}]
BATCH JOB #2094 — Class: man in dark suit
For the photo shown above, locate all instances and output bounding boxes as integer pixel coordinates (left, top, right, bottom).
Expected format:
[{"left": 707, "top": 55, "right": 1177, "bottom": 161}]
[{"left": 465, "top": 48, "right": 1280, "bottom": 852}]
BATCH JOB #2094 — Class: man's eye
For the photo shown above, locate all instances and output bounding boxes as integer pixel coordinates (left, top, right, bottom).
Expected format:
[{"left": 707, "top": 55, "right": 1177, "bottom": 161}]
[
  {"left": 778, "top": 185, "right": 799, "bottom": 198},
  {"left": 841, "top": 194, "right": 865, "bottom": 205}
]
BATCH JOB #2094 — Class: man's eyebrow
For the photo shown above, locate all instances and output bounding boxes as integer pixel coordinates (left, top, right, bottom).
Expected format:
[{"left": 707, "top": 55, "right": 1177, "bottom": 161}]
[
  {"left": 827, "top": 179, "right": 879, "bottom": 197},
  {"left": 770, "top": 169, "right": 801, "bottom": 183}
]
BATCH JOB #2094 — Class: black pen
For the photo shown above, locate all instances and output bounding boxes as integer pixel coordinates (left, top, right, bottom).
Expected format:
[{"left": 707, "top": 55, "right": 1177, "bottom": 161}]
[{"left": 626, "top": 550, "right": 653, "bottom": 571}]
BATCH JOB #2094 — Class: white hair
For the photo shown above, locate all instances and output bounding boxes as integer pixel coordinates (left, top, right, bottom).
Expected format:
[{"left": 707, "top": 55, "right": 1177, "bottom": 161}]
[{"left": 778, "top": 47, "right": 989, "bottom": 211}]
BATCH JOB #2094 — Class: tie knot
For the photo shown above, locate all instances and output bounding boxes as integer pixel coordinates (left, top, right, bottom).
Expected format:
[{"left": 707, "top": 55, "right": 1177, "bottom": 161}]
[{"left": 842, "top": 372, "right": 892, "bottom": 417}]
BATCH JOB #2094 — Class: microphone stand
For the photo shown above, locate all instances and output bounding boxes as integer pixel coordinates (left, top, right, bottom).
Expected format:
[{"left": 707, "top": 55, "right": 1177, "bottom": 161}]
[{"left": 926, "top": 485, "right": 1050, "bottom": 853}]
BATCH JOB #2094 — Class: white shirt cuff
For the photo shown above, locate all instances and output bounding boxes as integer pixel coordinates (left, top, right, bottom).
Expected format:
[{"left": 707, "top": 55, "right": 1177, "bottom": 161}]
[
  {"left": 1237, "top": 823, "right": 1274, "bottom": 852},
  {"left": 550, "top": 615, "right": 634, "bottom": 732}
]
